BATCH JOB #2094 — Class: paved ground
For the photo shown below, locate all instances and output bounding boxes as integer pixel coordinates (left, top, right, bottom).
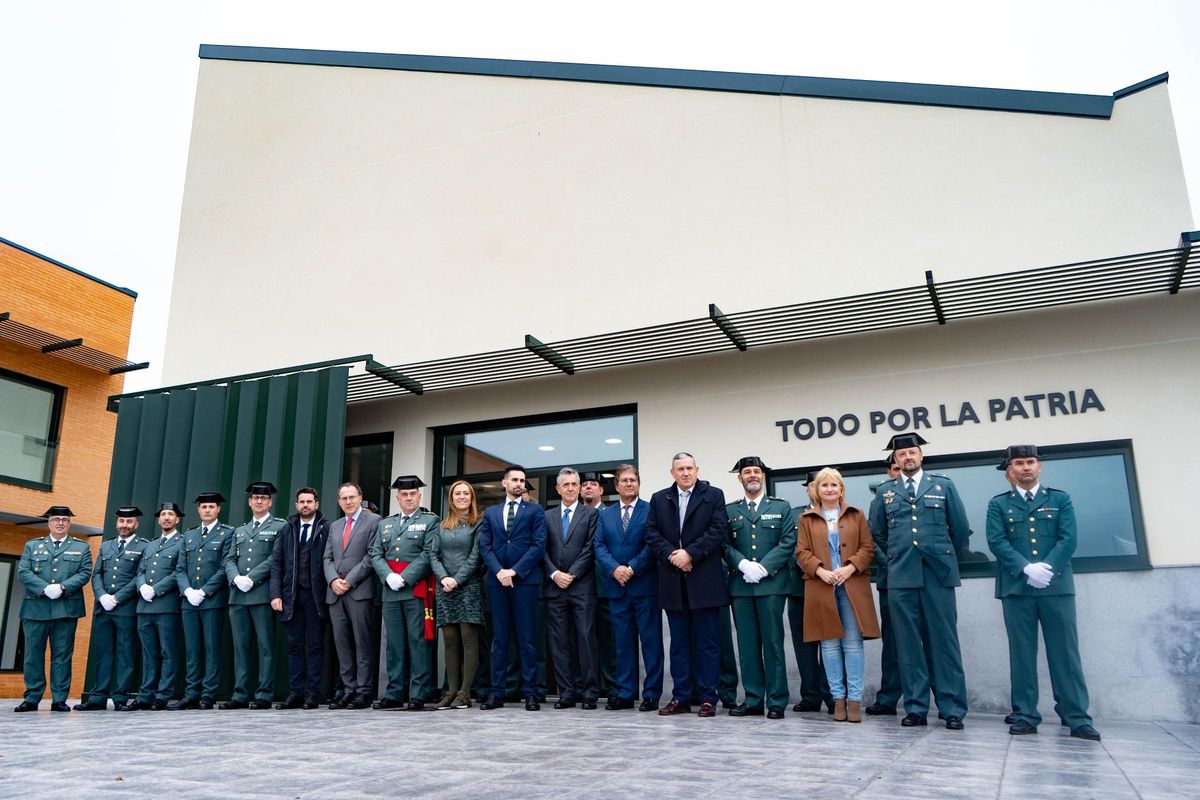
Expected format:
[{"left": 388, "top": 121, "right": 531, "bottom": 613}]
[{"left": 1, "top": 700, "right": 1197, "bottom": 799}]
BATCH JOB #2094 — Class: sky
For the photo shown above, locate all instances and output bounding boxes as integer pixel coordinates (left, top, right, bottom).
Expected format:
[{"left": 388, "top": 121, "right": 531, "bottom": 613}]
[{"left": 2, "top": 0, "right": 1197, "bottom": 393}]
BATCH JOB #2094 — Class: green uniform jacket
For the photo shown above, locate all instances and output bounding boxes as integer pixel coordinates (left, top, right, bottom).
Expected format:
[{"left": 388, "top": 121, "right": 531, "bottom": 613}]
[
  {"left": 175, "top": 523, "right": 234, "bottom": 609},
  {"left": 223, "top": 518, "right": 287, "bottom": 605},
  {"left": 985, "top": 486, "right": 1077, "bottom": 599},
  {"left": 370, "top": 511, "right": 438, "bottom": 602},
  {"left": 723, "top": 497, "right": 797, "bottom": 597},
  {"left": 868, "top": 472, "right": 971, "bottom": 589},
  {"left": 18, "top": 535, "right": 93, "bottom": 620},
  {"left": 91, "top": 537, "right": 148, "bottom": 617},
  {"left": 136, "top": 534, "right": 183, "bottom": 614}
]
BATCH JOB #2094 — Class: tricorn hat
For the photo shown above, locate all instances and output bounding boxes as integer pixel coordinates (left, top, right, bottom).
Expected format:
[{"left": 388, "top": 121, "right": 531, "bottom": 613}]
[
  {"left": 883, "top": 432, "right": 928, "bottom": 452},
  {"left": 391, "top": 475, "right": 426, "bottom": 490},
  {"left": 997, "top": 444, "right": 1039, "bottom": 471},
  {"left": 245, "top": 481, "right": 278, "bottom": 496},
  {"left": 195, "top": 491, "right": 226, "bottom": 504},
  {"left": 730, "top": 456, "right": 772, "bottom": 474},
  {"left": 155, "top": 502, "right": 185, "bottom": 518},
  {"left": 113, "top": 505, "right": 143, "bottom": 518},
  {"left": 43, "top": 506, "right": 75, "bottom": 518}
]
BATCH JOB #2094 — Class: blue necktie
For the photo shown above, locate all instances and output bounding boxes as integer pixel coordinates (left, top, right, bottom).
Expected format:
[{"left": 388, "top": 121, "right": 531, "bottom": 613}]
[{"left": 561, "top": 507, "right": 572, "bottom": 541}]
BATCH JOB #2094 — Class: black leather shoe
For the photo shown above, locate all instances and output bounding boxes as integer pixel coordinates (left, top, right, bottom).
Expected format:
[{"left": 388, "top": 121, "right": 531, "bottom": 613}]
[
  {"left": 826, "top": 701, "right": 836, "bottom": 715},
  {"left": 112, "top": 701, "right": 129, "bottom": 711},
  {"left": 865, "top": 701, "right": 897, "bottom": 716},
  {"left": 14, "top": 700, "right": 39, "bottom": 712},
  {"left": 130, "top": 699, "right": 154, "bottom": 711},
  {"left": 250, "top": 699, "right": 272, "bottom": 710},
  {"left": 347, "top": 694, "right": 371, "bottom": 710},
  {"left": 478, "top": 697, "right": 504, "bottom": 710},
  {"left": 767, "top": 706, "right": 785, "bottom": 720},
  {"left": 729, "top": 703, "right": 764, "bottom": 717},
  {"left": 792, "top": 700, "right": 822, "bottom": 712},
  {"left": 944, "top": 715, "right": 964, "bottom": 730},
  {"left": 168, "top": 698, "right": 200, "bottom": 711},
  {"left": 639, "top": 699, "right": 659, "bottom": 712},
  {"left": 901, "top": 712, "right": 928, "bottom": 727},
  {"left": 74, "top": 700, "right": 107, "bottom": 711},
  {"left": 1004, "top": 712, "right": 1017, "bottom": 725},
  {"left": 406, "top": 700, "right": 431, "bottom": 711},
  {"left": 1009, "top": 720, "right": 1038, "bottom": 735},
  {"left": 525, "top": 697, "right": 541, "bottom": 711},
  {"left": 553, "top": 699, "right": 577, "bottom": 709},
  {"left": 150, "top": 700, "right": 168, "bottom": 711},
  {"left": 49, "top": 701, "right": 71, "bottom": 712},
  {"left": 327, "top": 694, "right": 348, "bottom": 710},
  {"left": 581, "top": 699, "right": 598, "bottom": 710},
  {"left": 1070, "top": 724, "right": 1101, "bottom": 741},
  {"left": 372, "top": 698, "right": 404, "bottom": 710},
  {"left": 114, "top": 702, "right": 138, "bottom": 712},
  {"left": 303, "top": 693, "right": 319, "bottom": 710},
  {"left": 219, "top": 699, "right": 248, "bottom": 710},
  {"left": 605, "top": 698, "right": 633, "bottom": 710},
  {"left": 274, "top": 693, "right": 304, "bottom": 710},
  {"left": 198, "top": 698, "right": 214, "bottom": 710}
]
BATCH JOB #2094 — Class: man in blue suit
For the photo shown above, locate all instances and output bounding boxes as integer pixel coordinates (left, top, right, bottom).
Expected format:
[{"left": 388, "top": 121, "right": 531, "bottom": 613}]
[
  {"left": 594, "top": 464, "right": 663, "bottom": 711},
  {"left": 479, "top": 464, "right": 548, "bottom": 711},
  {"left": 644, "top": 452, "right": 729, "bottom": 718}
]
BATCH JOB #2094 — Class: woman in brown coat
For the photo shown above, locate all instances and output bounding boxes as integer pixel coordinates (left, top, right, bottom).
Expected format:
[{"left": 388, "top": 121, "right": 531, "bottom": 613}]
[{"left": 796, "top": 467, "right": 881, "bottom": 722}]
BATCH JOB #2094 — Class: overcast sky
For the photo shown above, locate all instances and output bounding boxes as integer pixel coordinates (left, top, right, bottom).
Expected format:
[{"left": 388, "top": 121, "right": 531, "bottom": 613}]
[{"left": 2, "top": 0, "right": 1196, "bottom": 393}]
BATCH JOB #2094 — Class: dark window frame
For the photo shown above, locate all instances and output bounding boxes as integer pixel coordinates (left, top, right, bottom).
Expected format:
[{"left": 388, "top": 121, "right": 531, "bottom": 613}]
[
  {"left": 0, "top": 553, "right": 23, "bottom": 673},
  {"left": 343, "top": 431, "right": 395, "bottom": 517},
  {"left": 0, "top": 368, "right": 66, "bottom": 491},
  {"left": 769, "top": 438, "right": 1150, "bottom": 578}
]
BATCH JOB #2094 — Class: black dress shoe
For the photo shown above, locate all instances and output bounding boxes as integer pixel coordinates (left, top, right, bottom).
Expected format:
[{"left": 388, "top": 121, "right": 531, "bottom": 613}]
[
  {"left": 406, "top": 700, "right": 430, "bottom": 711},
  {"left": 525, "top": 697, "right": 541, "bottom": 711},
  {"left": 372, "top": 698, "right": 404, "bottom": 710},
  {"left": 659, "top": 700, "right": 691, "bottom": 716},
  {"left": 553, "top": 699, "right": 577, "bottom": 709},
  {"left": 865, "top": 701, "right": 897, "bottom": 716},
  {"left": 767, "top": 706, "right": 785, "bottom": 720},
  {"left": 901, "top": 712, "right": 928, "bottom": 727},
  {"left": 130, "top": 699, "right": 154, "bottom": 711},
  {"left": 729, "top": 703, "right": 764, "bottom": 717},
  {"left": 478, "top": 697, "right": 504, "bottom": 710},
  {"left": 219, "top": 699, "right": 248, "bottom": 710},
  {"left": 605, "top": 698, "right": 632, "bottom": 710},
  {"left": 327, "top": 694, "right": 348, "bottom": 710},
  {"left": 347, "top": 694, "right": 371, "bottom": 710},
  {"left": 1009, "top": 720, "right": 1038, "bottom": 735},
  {"left": 698, "top": 701, "right": 717, "bottom": 718},
  {"left": 112, "top": 701, "right": 129, "bottom": 711},
  {"left": 1004, "top": 712, "right": 1017, "bottom": 725},
  {"left": 74, "top": 700, "right": 108, "bottom": 711},
  {"left": 150, "top": 700, "right": 168, "bottom": 711},
  {"left": 719, "top": 698, "right": 737, "bottom": 709},
  {"left": 198, "top": 699, "right": 214, "bottom": 710},
  {"left": 14, "top": 700, "right": 39, "bottom": 712},
  {"left": 250, "top": 699, "right": 272, "bottom": 710},
  {"left": 581, "top": 699, "right": 598, "bottom": 710},
  {"left": 639, "top": 699, "right": 659, "bottom": 712},
  {"left": 274, "top": 694, "right": 304, "bottom": 710},
  {"left": 792, "top": 700, "right": 822, "bottom": 712},
  {"left": 944, "top": 715, "right": 964, "bottom": 730},
  {"left": 50, "top": 701, "right": 71, "bottom": 712},
  {"left": 1070, "top": 724, "right": 1101, "bottom": 741},
  {"left": 168, "top": 698, "right": 200, "bottom": 710},
  {"left": 303, "top": 693, "right": 319, "bottom": 710}
]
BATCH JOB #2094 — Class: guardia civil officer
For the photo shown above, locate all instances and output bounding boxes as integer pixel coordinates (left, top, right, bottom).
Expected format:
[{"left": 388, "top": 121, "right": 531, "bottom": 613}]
[
  {"left": 14, "top": 506, "right": 93, "bottom": 712},
  {"left": 724, "top": 457, "right": 796, "bottom": 719},
  {"left": 130, "top": 503, "right": 185, "bottom": 710},
  {"left": 985, "top": 445, "right": 1100, "bottom": 741},
  {"left": 222, "top": 481, "right": 287, "bottom": 709},
  {"left": 370, "top": 475, "right": 439, "bottom": 710},
  {"left": 867, "top": 433, "right": 970, "bottom": 730},
  {"left": 76, "top": 506, "right": 147, "bottom": 711},
  {"left": 170, "top": 491, "right": 233, "bottom": 709}
]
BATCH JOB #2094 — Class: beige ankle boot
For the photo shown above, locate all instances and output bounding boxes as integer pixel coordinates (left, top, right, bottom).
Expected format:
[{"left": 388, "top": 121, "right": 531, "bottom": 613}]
[
  {"left": 834, "top": 699, "right": 847, "bottom": 721},
  {"left": 847, "top": 700, "right": 862, "bottom": 722}
]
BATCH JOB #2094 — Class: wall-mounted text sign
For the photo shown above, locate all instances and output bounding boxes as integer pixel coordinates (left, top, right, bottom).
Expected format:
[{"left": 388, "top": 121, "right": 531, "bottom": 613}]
[{"left": 774, "top": 389, "right": 1104, "bottom": 443}]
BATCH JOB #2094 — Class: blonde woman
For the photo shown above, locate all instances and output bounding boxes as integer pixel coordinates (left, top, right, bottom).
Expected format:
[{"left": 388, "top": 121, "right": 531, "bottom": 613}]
[
  {"left": 429, "top": 481, "right": 484, "bottom": 708},
  {"left": 796, "top": 468, "right": 880, "bottom": 722}
]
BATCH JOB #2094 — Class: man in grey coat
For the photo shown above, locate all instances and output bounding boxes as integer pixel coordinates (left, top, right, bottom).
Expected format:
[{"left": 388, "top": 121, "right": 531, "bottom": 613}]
[{"left": 324, "top": 482, "right": 381, "bottom": 709}]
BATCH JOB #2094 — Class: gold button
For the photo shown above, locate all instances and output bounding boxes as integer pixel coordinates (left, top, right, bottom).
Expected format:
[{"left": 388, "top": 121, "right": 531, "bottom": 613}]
[
  {"left": 751, "top": 534, "right": 756, "bottom": 539},
  {"left": 912, "top": 516, "right": 917, "bottom": 521},
  {"left": 1031, "top": 550, "right": 1038, "bottom": 555},
  {"left": 912, "top": 528, "right": 918, "bottom": 533},
  {"left": 751, "top": 557, "right": 758, "bottom": 562},
  {"left": 913, "top": 540, "right": 919, "bottom": 546},
  {"left": 1030, "top": 539, "right": 1037, "bottom": 544},
  {"left": 1029, "top": 517, "right": 1035, "bottom": 522},
  {"left": 751, "top": 545, "right": 757, "bottom": 550}
]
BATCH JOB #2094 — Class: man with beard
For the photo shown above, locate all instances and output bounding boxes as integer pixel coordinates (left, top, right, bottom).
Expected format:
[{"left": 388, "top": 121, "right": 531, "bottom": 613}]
[{"left": 131, "top": 503, "right": 185, "bottom": 710}]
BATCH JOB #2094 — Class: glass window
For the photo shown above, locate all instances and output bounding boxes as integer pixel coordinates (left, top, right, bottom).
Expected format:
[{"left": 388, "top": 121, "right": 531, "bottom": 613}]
[
  {"left": 0, "top": 370, "right": 64, "bottom": 489},
  {"left": 0, "top": 556, "right": 23, "bottom": 672},
  {"left": 771, "top": 440, "right": 1148, "bottom": 577},
  {"left": 343, "top": 433, "right": 394, "bottom": 516}
]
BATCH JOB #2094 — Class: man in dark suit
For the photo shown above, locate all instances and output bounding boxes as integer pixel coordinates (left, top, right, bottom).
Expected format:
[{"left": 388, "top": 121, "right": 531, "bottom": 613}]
[
  {"left": 271, "top": 487, "right": 330, "bottom": 709},
  {"left": 644, "top": 452, "right": 729, "bottom": 717},
  {"left": 544, "top": 468, "right": 600, "bottom": 709},
  {"left": 479, "top": 464, "right": 547, "bottom": 710},
  {"left": 323, "top": 482, "right": 381, "bottom": 709},
  {"left": 594, "top": 464, "right": 663, "bottom": 711}
]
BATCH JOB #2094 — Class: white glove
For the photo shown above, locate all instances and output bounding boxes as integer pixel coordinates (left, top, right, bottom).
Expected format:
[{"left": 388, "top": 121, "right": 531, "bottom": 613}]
[
  {"left": 234, "top": 575, "right": 254, "bottom": 592},
  {"left": 43, "top": 584, "right": 63, "bottom": 600},
  {"left": 99, "top": 594, "right": 118, "bottom": 612},
  {"left": 737, "top": 560, "right": 765, "bottom": 584},
  {"left": 1023, "top": 562, "right": 1053, "bottom": 589},
  {"left": 386, "top": 573, "right": 403, "bottom": 591},
  {"left": 185, "top": 588, "right": 204, "bottom": 607},
  {"left": 139, "top": 584, "right": 156, "bottom": 601}
]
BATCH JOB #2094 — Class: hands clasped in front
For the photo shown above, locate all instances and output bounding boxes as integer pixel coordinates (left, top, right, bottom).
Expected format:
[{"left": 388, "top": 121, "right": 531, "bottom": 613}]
[{"left": 815, "top": 564, "right": 856, "bottom": 586}]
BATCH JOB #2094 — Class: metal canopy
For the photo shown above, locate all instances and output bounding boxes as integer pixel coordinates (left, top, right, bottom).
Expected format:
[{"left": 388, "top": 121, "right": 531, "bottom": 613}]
[
  {"left": 343, "top": 234, "right": 1197, "bottom": 404},
  {"left": 0, "top": 312, "right": 149, "bottom": 374}
]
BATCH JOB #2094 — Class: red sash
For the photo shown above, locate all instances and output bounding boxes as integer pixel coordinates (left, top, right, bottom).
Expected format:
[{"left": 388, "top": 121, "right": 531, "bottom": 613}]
[{"left": 387, "top": 560, "right": 436, "bottom": 640}]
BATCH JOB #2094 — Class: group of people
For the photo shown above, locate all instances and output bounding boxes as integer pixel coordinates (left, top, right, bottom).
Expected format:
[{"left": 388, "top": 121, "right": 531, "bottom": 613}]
[{"left": 14, "top": 433, "right": 1100, "bottom": 740}]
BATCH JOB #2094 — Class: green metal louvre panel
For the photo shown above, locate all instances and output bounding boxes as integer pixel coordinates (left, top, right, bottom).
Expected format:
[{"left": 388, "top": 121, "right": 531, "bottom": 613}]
[{"left": 86, "top": 367, "right": 349, "bottom": 700}]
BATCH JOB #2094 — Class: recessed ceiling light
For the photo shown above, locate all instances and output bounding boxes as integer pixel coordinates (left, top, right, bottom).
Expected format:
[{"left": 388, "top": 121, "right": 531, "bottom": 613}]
[
  {"left": 604, "top": 438, "right": 622, "bottom": 445},
  {"left": 538, "top": 445, "right": 555, "bottom": 452}
]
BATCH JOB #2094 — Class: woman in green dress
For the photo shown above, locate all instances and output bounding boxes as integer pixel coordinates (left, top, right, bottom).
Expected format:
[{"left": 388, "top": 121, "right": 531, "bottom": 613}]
[{"left": 430, "top": 480, "right": 484, "bottom": 708}]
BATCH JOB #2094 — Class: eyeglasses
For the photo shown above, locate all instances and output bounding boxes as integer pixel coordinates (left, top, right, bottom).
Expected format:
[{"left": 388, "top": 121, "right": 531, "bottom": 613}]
[
  {"left": 249, "top": 495, "right": 271, "bottom": 502},
  {"left": 48, "top": 517, "right": 70, "bottom": 524}
]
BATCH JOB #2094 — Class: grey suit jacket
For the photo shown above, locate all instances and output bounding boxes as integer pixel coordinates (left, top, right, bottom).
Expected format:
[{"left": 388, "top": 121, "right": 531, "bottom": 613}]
[
  {"left": 543, "top": 504, "right": 598, "bottom": 599},
  {"left": 323, "top": 509, "right": 381, "bottom": 603}
]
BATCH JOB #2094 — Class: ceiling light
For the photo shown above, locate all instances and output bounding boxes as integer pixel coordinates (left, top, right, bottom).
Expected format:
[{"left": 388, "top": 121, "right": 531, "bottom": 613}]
[
  {"left": 538, "top": 445, "right": 555, "bottom": 452},
  {"left": 604, "top": 438, "right": 622, "bottom": 444}
]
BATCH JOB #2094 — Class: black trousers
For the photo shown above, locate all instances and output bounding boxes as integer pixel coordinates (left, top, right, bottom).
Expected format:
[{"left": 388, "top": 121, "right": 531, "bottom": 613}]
[{"left": 285, "top": 588, "right": 326, "bottom": 695}]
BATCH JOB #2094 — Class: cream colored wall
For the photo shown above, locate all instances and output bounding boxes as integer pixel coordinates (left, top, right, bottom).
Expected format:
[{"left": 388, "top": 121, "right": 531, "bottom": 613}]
[
  {"left": 166, "top": 59, "right": 1192, "bottom": 383},
  {"left": 347, "top": 293, "right": 1200, "bottom": 567}
]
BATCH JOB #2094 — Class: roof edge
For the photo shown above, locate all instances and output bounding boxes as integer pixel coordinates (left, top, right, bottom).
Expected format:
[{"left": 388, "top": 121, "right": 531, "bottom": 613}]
[
  {"left": 198, "top": 44, "right": 1115, "bottom": 119},
  {"left": 1113, "top": 72, "right": 1169, "bottom": 99},
  {"left": 0, "top": 236, "right": 138, "bottom": 299}
]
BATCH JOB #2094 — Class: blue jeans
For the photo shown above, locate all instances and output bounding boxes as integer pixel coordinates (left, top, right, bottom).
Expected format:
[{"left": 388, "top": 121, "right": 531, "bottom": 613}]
[{"left": 820, "top": 586, "right": 864, "bottom": 701}]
